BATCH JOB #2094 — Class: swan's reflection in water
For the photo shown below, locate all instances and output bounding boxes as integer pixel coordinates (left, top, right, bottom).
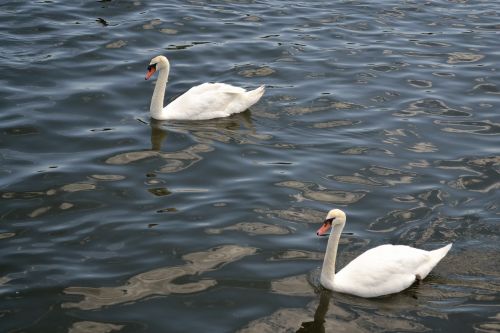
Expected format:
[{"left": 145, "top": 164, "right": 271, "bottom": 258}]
[
  {"left": 107, "top": 112, "right": 266, "bottom": 177},
  {"left": 149, "top": 110, "right": 258, "bottom": 151},
  {"left": 236, "top": 280, "right": 325, "bottom": 333},
  {"left": 63, "top": 245, "right": 256, "bottom": 310},
  {"left": 238, "top": 269, "right": 462, "bottom": 333},
  {"left": 105, "top": 124, "right": 213, "bottom": 174},
  {"left": 150, "top": 119, "right": 168, "bottom": 151},
  {"left": 238, "top": 288, "right": 431, "bottom": 333},
  {"left": 296, "top": 290, "right": 331, "bottom": 333}
]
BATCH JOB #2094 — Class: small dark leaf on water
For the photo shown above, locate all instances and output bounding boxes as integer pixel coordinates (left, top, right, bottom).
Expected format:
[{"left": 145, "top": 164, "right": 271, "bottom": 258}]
[
  {"left": 156, "top": 207, "right": 178, "bottom": 213},
  {"left": 90, "top": 128, "right": 113, "bottom": 132},
  {"left": 96, "top": 18, "right": 109, "bottom": 26}
]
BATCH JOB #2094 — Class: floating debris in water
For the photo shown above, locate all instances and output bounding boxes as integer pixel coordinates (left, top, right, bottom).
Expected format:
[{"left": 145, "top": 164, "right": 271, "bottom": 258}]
[{"left": 96, "top": 18, "right": 108, "bottom": 26}]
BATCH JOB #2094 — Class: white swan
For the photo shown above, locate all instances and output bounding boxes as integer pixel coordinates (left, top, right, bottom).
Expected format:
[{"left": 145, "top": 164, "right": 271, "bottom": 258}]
[
  {"left": 145, "top": 55, "right": 265, "bottom": 120},
  {"left": 317, "top": 209, "right": 452, "bottom": 298}
]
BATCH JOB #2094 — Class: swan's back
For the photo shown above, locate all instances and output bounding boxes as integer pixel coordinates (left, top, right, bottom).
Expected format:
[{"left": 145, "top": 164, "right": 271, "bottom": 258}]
[
  {"left": 163, "top": 83, "right": 265, "bottom": 120},
  {"left": 333, "top": 243, "right": 452, "bottom": 298}
]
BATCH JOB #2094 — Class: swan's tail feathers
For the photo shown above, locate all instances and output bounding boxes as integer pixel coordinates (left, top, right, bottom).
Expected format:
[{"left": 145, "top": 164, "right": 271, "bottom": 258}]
[
  {"left": 417, "top": 243, "right": 452, "bottom": 280},
  {"left": 255, "top": 84, "right": 266, "bottom": 96},
  {"left": 247, "top": 85, "right": 265, "bottom": 105},
  {"left": 432, "top": 243, "right": 452, "bottom": 262},
  {"left": 235, "top": 85, "right": 265, "bottom": 114}
]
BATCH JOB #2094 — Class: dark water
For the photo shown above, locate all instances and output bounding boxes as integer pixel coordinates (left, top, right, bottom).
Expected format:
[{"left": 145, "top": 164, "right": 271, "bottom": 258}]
[{"left": 1, "top": 0, "right": 499, "bottom": 332}]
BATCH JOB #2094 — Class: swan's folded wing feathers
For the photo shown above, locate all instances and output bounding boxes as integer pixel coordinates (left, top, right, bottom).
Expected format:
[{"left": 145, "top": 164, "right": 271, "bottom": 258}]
[
  {"left": 162, "top": 82, "right": 262, "bottom": 120},
  {"left": 190, "top": 84, "right": 251, "bottom": 118},
  {"left": 164, "top": 84, "right": 236, "bottom": 120},
  {"left": 213, "top": 83, "right": 247, "bottom": 94},
  {"left": 334, "top": 244, "right": 433, "bottom": 297},
  {"left": 189, "top": 83, "right": 246, "bottom": 95}
]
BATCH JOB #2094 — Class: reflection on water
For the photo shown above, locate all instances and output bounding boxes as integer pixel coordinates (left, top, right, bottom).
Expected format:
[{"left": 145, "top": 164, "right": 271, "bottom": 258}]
[
  {"left": 436, "top": 119, "right": 500, "bottom": 136},
  {"left": 296, "top": 290, "right": 331, "bottom": 333},
  {"left": 271, "top": 274, "right": 315, "bottom": 297},
  {"left": 446, "top": 52, "right": 484, "bottom": 64},
  {"left": 150, "top": 119, "right": 169, "bottom": 151},
  {"left": 105, "top": 150, "right": 160, "bottom": 165},
  {"left": 1, "top": 174, "right": 125, "bottom": 220},
  {"left": 60, "top": 182, "right": 97, "bottom": 192},
  {"left": 68, "top": 321, "right": 124, "bottom": 333},
  {"left": 439, "top": 156, "right": 500, "bottom": 193},
  {"left": 239, "top": 289, "right": 331, "bottom": 333},
  {"left": 396, "top": 99, "right": 471, "bottom": 118},
  {"left": 311, "top": 120, "right": 360, "bottom": 129},
  {"left": 105, "top": 140, "right": 213, "bottom": 174},
  {"left": 276, "top": 181, "right": 366, "bottom": 204},
  {"left": 63, "top": 245, "right": 257, "bottom": 310},
  {"left": 284, "top": 99, "right": 364, "bottom": 116},
  {"left": 1, "top": 0, "right": 499, "bottom": 331},
  {"left": 205, "top": 222, "right": 290, "bottom": 235},
  {"left": 333, "top": 175, "right": 383, "bottom": 187},
  {"left": 238, "top": 288, "right": 432, "bottom": 333},
  {"left": 255, "top": 208, "right": 326, "bottom": 225},
  {"left": 107, "top": 114, "right": 262, "bottom": 177},
  {"left": 269, "top": 250, "right": 323, "bottom": 261},
  {"left": 370, "top": 207, "right": 433, "bottom": 233},
  {"left": 240, "top": 277, "right": 487, "bottom": 333}
]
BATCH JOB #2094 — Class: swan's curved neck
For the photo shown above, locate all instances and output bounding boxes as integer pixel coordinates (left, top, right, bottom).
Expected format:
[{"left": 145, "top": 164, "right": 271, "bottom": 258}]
[
  {"left": 320, "top": 220, "right": 345, "bottom": 290},
  {"left": 150, "top": 64, "right": 170, "bottom": 119}
]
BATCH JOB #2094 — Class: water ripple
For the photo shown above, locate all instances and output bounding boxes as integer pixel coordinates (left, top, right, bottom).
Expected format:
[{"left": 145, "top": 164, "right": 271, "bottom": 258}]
[{"left": 1, "top": 0, "right": 499, "bottom": 331}]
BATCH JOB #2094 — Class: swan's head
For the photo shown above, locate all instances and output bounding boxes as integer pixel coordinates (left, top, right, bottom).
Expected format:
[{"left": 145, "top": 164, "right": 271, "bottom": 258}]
[
  {"left": 145, "top": 55, "right": 170, "bottom": 80},
  {"left": 316, "top": 209, "right": 346, "bottom": 236}
]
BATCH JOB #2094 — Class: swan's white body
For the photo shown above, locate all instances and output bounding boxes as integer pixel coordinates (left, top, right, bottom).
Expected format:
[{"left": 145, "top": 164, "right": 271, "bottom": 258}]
[
  {"left": 317, "top": 209, "right": 452, "bottom": 298},
  {"left": 145, "top": 55, "right": 265, "bottom": 121}
]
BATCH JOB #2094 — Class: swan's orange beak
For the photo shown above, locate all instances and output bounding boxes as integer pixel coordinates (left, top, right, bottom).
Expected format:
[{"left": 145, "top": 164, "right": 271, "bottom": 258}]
[
  {"left": 316, "top": 221, "right": 331, "bottom": 236},
  {"left": 145, "top": 65, "right": 156, "bottom": 80}
]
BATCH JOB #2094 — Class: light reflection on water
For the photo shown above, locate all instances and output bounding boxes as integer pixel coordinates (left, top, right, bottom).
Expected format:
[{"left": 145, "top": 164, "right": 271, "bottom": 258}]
[
  {"left": 0, "top": 0, "right": 499, "bottom": 332},
  {"left": 63, "top": 245, "right": 257, "bottom": 310}
]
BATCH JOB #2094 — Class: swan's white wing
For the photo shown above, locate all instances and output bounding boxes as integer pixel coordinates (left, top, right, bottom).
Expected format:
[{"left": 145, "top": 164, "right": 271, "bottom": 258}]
[
  {"left": 197, "top": 82, "right": 246, "bottom": 94},
  {"left": 333, "top": 244, "right": 435, "bottom": 297},
  {"left": 163, "top": 83, "right": 249, "bottom": 120}
]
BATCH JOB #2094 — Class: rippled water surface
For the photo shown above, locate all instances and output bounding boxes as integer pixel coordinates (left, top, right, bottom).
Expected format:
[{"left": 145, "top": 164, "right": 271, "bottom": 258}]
[{"left": 1, "top": 1, "right": 499, "bottom": 332}]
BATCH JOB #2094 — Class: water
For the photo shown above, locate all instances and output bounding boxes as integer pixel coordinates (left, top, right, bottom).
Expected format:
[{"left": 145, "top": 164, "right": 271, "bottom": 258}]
[{"left": 1, "top": 0, "right": 499, "bottom": 332}]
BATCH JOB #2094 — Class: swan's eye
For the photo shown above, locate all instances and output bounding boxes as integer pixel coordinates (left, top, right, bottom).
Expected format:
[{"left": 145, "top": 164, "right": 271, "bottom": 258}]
[
  {"left": 325, "top": 217, "right": 335, "bottom": 225},
  {"left": 147, "top": 63, "right": 157, "bottom": 71}
]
